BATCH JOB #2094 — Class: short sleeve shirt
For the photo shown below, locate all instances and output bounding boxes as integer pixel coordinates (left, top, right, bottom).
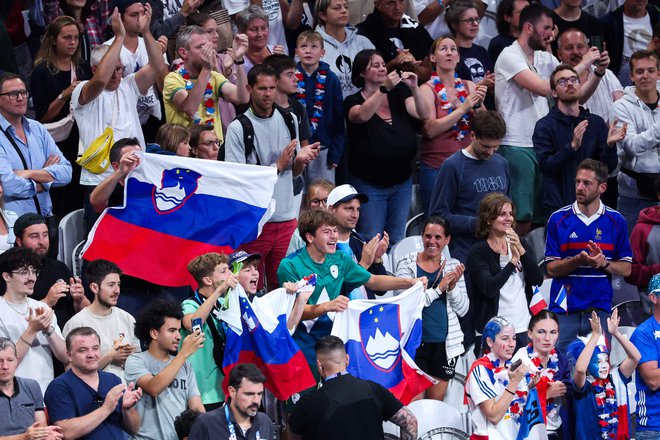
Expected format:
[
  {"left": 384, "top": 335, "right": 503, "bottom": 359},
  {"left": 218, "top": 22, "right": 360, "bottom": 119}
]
[
  {"left": 0, "top": 377, "right": 44, "bottom": 436},
  {"left": 630, "top": 317, "right": 660, "bottom": 431},
  {"left": 163, "top": 70, "right": 228, "bottom": 142}
]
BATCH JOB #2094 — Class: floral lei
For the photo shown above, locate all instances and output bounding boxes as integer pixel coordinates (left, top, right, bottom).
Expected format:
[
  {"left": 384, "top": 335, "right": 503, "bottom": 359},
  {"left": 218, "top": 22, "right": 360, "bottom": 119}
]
[
  {"left": 295, "top": 68, "right": 326, "bottom": 133},
  {"left": 590, "top": 377, "right": 618, "bottom": 439},
  {"left": 527, "top": 344, "right": 560, "bottom": 418},
  {"left": 486, "top": 355, "right": 527, "bottom": 423},
  {"left": 177, "top": 66, "right": 216, "bottom": 126},
  {"left": 431, "top": 73, "right": 471, "bottom": 141}
]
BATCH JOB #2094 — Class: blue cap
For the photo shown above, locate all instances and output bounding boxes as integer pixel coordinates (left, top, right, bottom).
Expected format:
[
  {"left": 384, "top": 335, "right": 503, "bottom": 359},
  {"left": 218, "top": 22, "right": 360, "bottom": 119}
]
[
  {"left": 228, "top": 251, "right": 261, "bottom": 266},
  {"left": 649, "top": 273, "right": 660, "bottom": 295}
]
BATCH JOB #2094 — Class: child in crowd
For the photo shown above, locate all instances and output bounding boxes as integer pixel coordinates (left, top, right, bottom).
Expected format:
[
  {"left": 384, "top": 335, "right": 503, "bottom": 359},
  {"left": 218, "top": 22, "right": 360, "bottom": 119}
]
[
  {"left": 568, "top": 310, "right": 641, "bottom": 440},
  {"left": 295, "top": 31, "right": 345, "bottom": 183}
]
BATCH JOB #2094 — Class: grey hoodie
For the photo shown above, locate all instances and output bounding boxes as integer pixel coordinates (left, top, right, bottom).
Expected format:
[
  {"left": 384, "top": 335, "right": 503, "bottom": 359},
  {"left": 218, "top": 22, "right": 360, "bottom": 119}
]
[
  {"left": 316, "top": 25, "right": 375, "bottom": 98},
  {"left": 612, "top": 85, "right": 660, "bottom": 199}
]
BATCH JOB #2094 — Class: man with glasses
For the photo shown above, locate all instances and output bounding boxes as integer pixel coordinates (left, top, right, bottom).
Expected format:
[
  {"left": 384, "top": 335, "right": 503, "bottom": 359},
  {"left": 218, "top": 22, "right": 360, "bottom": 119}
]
[
  {"left": 533, "top": 64, "right": 624, "bottom": 217},
  {"left": 72, "top": 8, "right": 166, "bottom": 233},
  {"left": 0, "top": 72, "right": 72, "bottom": 220},
  {"left": 44, "top": 327, "right": 143, "bottom": 440},
  {"left": 0, "top": 247, "right": 67, "bottom": 395}
]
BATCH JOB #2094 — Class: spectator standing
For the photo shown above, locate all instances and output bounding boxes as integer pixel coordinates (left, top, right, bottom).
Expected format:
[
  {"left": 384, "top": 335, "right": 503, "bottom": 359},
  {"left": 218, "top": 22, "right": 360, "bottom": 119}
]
[
  {"left": 234, "top": 6, "right": 286, "bottom": 73},
  {"left": 46, "top": 0, "right": 110, "bottom": 62},
  {"left": 411, "top": 0, "right": 450, "bottom": 39},
  {"left": 345, "top": 49, "right": 430, "bottom": 245},
  {"left": 225, "top": 0, "right": 304, "bottom": 50},
  {"left": 611, "top": 50, "right": 660, "bottom": 235},
  {"left": 62, "top": 259, "right": 140, "bottom": 383},
  {"left": 552, "top": 0, "right": 602, "bottom": 45},
  {"left": 488, "top": 0, "right": 529, "bottom": 63},
  {"left": 31, "top": 16, "right": 91, "bottom": 218},
  {"left": 147, "top": 0, "right": 204, "bottom": 39},
  {"left": 545, "top": 159, "right": 633, "bottom": 352},
  {"left": 125, "top": 300, "right": 206, "bottom": 440}
]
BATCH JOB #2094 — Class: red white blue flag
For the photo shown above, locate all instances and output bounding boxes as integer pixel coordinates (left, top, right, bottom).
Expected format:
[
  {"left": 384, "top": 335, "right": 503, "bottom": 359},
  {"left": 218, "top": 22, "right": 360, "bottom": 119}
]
[
  {"left": 331, "top": 283, "right": 435, "bottom": 404},
  {"left": 83, "top": 153, "right": 277, "bottom": 286}
]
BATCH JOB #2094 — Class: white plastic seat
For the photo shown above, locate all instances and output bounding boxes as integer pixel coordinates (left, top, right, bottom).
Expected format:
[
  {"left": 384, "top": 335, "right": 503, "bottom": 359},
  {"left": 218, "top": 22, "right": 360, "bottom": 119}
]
[
  {"left": 57, "top": 209, "right": 85, "bottom": 270},
  {"left": 409, "top": 399, "right": 465, "bottom": 435}
]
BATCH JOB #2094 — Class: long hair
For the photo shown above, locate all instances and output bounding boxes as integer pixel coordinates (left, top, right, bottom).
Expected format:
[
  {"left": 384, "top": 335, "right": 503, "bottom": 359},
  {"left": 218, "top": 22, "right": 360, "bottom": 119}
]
[
  {"left": 35, "top": 16, "right": 82, "bottom": 74},
  {"left": 475, "top": 192, "right": 516, "bottom": 239}
]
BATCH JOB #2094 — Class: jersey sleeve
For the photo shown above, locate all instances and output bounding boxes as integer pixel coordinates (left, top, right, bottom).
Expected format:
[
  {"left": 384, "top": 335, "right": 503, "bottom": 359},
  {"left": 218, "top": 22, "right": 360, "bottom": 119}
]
[
  {"left": 468, "top": 365, "right": 498, "bottom": 405},
  {"left": 343, "top": 255, "right": 373, "bottom": 287},
  {"left": 631, "top": 326, "right": 657, "bottom": 366},
  {"left": 163, "top": 71, "right": 186, "bottom": 104}
]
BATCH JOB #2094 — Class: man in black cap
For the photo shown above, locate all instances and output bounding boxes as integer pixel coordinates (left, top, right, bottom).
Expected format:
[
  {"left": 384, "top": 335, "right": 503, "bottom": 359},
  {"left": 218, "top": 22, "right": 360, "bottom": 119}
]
[{"left": 7, "top": 213, "right": 87, "bottom": 328}]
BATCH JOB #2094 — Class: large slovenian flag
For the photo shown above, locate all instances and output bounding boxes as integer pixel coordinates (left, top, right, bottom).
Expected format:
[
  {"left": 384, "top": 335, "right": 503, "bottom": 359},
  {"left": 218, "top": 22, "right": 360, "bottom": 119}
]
[
  {"left": 218, "top": 284, "right": 316, "bottom": 400},
  {"left": 331, "top": 283, "right": 435, "bottom": 404},
  {"left": 83, "top": 153, "right": 277, "bottom": 286}
]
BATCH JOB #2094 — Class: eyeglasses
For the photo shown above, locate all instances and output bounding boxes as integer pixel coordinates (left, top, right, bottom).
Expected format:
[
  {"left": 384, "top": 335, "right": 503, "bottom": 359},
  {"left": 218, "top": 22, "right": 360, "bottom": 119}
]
[
  {"left": 458, "top": 17, "right": 481, "bottom": 24},
  {"left": 113, "top": 66, "right": 126, "bottom": 75},
  {"left": 11, "top": 268, "right": 40, "bottom": 278},
  {"left": 200, "top": 139, "right": 220, "bottom": 149},
  {"left": 555, "top": 76, "right": 579, "bottom": 87},
  {"left": 309, "top": 198, "right": 328, "bottom": 207},
  {"left": 0, "top": 90, "right": 29, "bottom": 100}
]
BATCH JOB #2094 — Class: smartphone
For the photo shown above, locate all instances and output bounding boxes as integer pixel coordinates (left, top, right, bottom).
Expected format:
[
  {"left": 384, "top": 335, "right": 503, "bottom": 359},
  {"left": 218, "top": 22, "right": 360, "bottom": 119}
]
[
  {"left": 591, "top": 35, "right": 604, "bottom": 53},
  {"left": 192, "top": 318, "right": 203, "bottom": 334},
  {"left": 510, "top": 359, "right": 523, "bottom": 371}
]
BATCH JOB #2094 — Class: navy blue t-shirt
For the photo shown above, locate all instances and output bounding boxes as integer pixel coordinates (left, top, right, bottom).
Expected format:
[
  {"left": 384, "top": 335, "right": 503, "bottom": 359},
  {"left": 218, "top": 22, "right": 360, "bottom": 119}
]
[{"left": 417, "top": 265, "right": 448, "bottom": 342}]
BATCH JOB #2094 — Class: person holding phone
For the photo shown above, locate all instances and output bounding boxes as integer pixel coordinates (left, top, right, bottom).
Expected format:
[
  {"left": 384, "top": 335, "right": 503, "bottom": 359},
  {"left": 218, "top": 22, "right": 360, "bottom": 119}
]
[{"left": 465, "top": 316, "right": 535, "bottom": 440}]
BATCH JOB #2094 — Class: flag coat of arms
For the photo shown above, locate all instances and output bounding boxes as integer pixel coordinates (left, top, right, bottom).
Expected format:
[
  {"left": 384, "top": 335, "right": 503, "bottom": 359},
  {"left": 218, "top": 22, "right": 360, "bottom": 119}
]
[
  {"left": 331, "top": 282, "right": 435, "bottom": 404},
  {"left": 218, "top": 284, "right": 315, "bottom": 400},
  {"left": 83, "top": 153, "right": 277, "bottom": 286}
]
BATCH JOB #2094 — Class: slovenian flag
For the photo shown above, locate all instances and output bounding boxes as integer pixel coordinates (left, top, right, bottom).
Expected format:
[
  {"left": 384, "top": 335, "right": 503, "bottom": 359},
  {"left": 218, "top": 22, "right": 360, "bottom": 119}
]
[
  {"left": 218, "top": 284, "right": 315, "bottom": 400},
  {"left": 331, "top": 282, "right": 435, "bottom": 404},
  {"left": 83, "top": 153, "right": 277, "bottom": 286},
  {"left": 554, "top": 285, "right": 568, "bottom": 313},
  {"left": 529, "top": 286, "right": 548, "bottom": 315}
]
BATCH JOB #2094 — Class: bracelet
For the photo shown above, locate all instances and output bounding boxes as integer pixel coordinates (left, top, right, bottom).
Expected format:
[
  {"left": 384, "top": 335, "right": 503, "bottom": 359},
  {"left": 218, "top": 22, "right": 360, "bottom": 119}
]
[
  {"left": 234, "top": 57, "right": 245, "bottom": 65},
  {"left": 505, "top": 388, "right": 515, "bottom": 396},
  {"left": 594, "top": 70, "right": 605, "bottom": 78},
  {"left": 19, "top": 335, "right": 32, "bottom": 346}
]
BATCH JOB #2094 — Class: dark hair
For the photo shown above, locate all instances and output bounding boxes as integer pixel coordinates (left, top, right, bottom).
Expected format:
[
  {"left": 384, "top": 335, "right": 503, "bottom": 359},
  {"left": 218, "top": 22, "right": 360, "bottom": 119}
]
[
  {"left": 476, "top": 192, "right": 516, "bottom": 239},
  {"left": 85, "top": 259, "right": 122, "bottom": 289},
  {"left": 59, "top": 0, "right": 94, "bottom": 21},
  {"left": 109, "top": 137, "right": 140, "bottom": 164},
  {"left": 496, "top": 0, "right": 528, "bottom": 35},
  {"left": 247, "top": 63, "right": 278, "bottom": 86},
  {"left": 0, "top": 73, "right": 24, "bottom": 92},
  {"left": 228, "top": 363, "right": 266, "bottom": 389},
  {"left": 65, "top": 326, "right": 100, "bottom": 351},
  {"left": 174, "top": 409, "right": 201, "bottom": 440},
  {"left": 0, "top": 247, "right": 42, "bottom": 276},
  {"left": 351, "top": 49, "right": 382, "bottom": 89},
  {"left": 629, "top": 49, "right": 660, "bottom": 72},
  {"left": 445, "top": 0, "right": 477, "bottom": 35},
  {"left": 134, "top": 300, "right": 184, "bottom": 347},
  {"left": 185, "top": 12, "right": 214, "bottom": 27},
  {"left": 655, "top": 174, "right": 660, "bottom": 195},
  {"left": 556, "top": 27, "right": 586, "bottom": 51},
  {"left": 315, "top": 335, "right": 346, "bottom": 355},
  {"left": 549, "top": 63, "right": 578, "bottom": 90},
  {"left": 527, "top": 310, "right": 559, "bottom": 332},
  {"left": 518, "top": 4, "right": 552, "bottom": 31},
  {"left": 189, "top": 124, "right": 215, "bottom": 150},
  {"left": 424, "top": 215, "right": 451, "bottom": 237},
  {"left": 577, "top": 159, "right": 608, "bottom": 184},
  {"left": 35, "top": 16, "right": 82, "bottom": 74},
  {"left": 261, "top": 54, "right": 297, "bottom": 77},
  {"left": 472, "top": 111, "right": 506, "bottom": 140},
  {"left": 298, "top": 210, "right": 339, "bottom": 244}
]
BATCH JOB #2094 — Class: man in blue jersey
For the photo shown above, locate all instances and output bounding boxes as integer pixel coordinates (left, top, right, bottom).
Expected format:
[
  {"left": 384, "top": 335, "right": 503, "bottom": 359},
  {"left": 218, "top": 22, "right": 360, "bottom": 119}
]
[
  {"left": 545, "top": 159, "right": 633, "bottom": 352},
  {"left": 630, "top": 274, "right": 660, "bottom": 438}
]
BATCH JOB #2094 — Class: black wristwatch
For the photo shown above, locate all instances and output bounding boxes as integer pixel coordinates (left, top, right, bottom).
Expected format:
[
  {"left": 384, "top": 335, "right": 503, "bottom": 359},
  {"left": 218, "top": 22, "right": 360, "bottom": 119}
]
[{"left": 379, "top": 85, "right": 390, "bottom": 94}]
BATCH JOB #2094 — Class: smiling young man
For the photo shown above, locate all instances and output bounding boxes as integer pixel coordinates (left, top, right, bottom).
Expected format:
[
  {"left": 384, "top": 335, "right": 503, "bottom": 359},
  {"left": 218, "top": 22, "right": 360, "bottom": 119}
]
[
  {"left": 545, "top": 159, "right": 633, "bottom": 352},
  {"left": 125, "top": 300, "right": 206, "bottom": 440},
  {"left": 62, "top": 259, "right": 140, "bottom": 383},
  {"left": 44, "top": 327, "right": 143, "bottom": 439}
]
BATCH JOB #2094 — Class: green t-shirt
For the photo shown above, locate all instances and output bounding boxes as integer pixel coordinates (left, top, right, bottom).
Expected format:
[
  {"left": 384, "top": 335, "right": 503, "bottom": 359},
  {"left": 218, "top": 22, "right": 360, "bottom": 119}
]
[{"left": 180, "top": 298, "right": 225, "bottom": 405}]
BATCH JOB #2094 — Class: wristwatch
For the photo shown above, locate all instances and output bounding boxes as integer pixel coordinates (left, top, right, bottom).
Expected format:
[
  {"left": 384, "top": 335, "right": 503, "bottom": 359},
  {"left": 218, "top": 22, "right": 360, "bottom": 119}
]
[
  {"left": 58, "top": 93, "right": 66, "bottom": 101},
  {"left": 43, "top": 326, "right": 55, "bottom": 337},
  {"left": 234, "top": 57, "right": 245, "bottom": 65},
  {"left": 601, "top": 260, "right": 611, "bottom": 269},
  {"left": 379, "top": 85, "right": 390, "bottom": 94}
]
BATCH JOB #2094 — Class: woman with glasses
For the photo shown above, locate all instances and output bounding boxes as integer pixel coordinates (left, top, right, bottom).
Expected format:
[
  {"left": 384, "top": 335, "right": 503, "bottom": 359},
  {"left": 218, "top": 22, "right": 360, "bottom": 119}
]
[
  {"left": 0, "top": 182, "right": 17, "bottom": 254},
  {"left": 417, "top": 35, "right": 486, "bottom": 215},
  {"left": 287, "top": 179, "right": 334, "bottom": 255},
  {"left": 190, "top": 125, "right": 220, "bottom": 160},
  {"left": 31, "top": 16, "right": 92, "bottom": 218}
]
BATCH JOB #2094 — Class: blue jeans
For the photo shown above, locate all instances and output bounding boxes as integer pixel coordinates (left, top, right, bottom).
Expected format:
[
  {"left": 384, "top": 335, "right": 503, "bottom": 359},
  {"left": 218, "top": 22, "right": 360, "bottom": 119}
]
[
  {"left": 418, "top": 162, "right": 440, "bottom": 216},
  {"left": 637, "top": 431, "right": 660, "bottom": 439},
  {"left": 618, "top": 195, "right": 657, "bottom": 237},
  {"left": 556, "top": 309, "right": 611, "bottom": 353},
  {"left": 347, "top": 175, "right": 412, "bottom": 245}
]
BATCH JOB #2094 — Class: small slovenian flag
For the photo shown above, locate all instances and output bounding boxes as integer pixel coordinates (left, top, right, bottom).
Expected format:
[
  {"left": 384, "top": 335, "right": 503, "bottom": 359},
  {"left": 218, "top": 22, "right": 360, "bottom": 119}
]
[
  {"left": 529, "top": 286, "right": 548, "bottom": 315},
  {"left": 555, "top": 285, "right": 568, "bottom": 313}
]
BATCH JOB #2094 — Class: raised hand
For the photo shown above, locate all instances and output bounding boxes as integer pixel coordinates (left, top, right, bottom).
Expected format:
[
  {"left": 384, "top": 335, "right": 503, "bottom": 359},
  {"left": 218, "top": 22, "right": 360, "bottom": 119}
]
[
  {"left": 179, "top": 330, "right": 205, "bottom": 358},
  {"left": 122, "top": 382, "right": 143, "bottom": 409},
  {"left": 69, "top": 277, "right": 85, "bottom": 304},
  {"left": 400, "top": 71, "right": 419, "bottom": 89},
  {"left": 111, "top": 8, "right": 126, "bottom": 39},
  {"left": 233, "top": 33, "right": 249, "bottom": 59},
  {"left": 118, "top": 150, "right": 141, "bottom": 177},
  {"left": 374, "top": 231, "right": 389, "bottom": 260},
  {"left": 383, "top": 70, "right": 402, "bottom": 91},
  {"left": 360, "top": 235, "right": 380, "bottom": 268},
  {"left": 138, "top": 2, "right": 152, "bottom": 34},
  {"left": 589, "top": 310, "right": 602, "bottom": 336},
  {"left": 607, "top": 308, "right": 620, "bottom": 337}
]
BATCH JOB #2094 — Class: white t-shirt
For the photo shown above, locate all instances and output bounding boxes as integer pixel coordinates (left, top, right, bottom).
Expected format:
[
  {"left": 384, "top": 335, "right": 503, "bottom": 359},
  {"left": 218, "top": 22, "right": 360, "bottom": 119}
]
[
  {"left": 72, "top": 74, "right": 145, "bottom": 186},
  {"left": 411, "top": 0, "right": 450, "bottom": 39},
  {"left": 225, "top": 0, "right": 287, "bottom": 49},
  {"left": 495, "top": 41, "right": 559, "bottom": 147},
  {"left": 466, "top": 353, "right": 527, "bottom": 440},
  {"left": 619, "top": 13, "right": 652, "bottom": 84},
  {"left": 0, "top": 297, "right": 64, "bottom": 395},
  {"left": 497, "top": 247, "right": 531, "bottom": 333},
  {"left": 104, "top": 37, "right": 164, "bottom": 124},
  {"left": 584, "top": 67, "right": 623, "bottom": 124},
  {"left": 62, "top": 307, "right": 140, "bottom": 383}
]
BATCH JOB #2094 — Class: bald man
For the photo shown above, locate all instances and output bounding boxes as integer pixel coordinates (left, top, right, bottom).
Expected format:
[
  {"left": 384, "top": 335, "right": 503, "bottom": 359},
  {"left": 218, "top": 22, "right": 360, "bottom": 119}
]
[{"left": 288, "top": 336, "right": 418, "bottom": 440}]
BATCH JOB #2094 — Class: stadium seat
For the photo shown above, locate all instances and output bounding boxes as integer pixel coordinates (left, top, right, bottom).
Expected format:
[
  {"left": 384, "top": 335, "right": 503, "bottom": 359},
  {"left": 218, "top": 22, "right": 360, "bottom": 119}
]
[
  {"left": 406, "top": 213, "right": 426, "bottom": 237},
  {"left": 409, "top": 399, "right": 468, "bottom": 439},
  {"left": 390, "top": 236, "right": 423, "bottom": 274},
  {"left": 57, "top": 209, "right": 85, "bottom": 271},
  {"left": 71, "top": 240, "right": 86, "bottom": 279},
  {"left": 523, "top": 226, "right": 546, "bottom": 266}
]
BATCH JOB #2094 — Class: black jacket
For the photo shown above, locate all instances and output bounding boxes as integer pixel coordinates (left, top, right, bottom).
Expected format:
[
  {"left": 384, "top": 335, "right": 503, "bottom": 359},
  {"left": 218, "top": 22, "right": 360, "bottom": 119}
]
[{"left": 342, "top": 230, "right": 387, "bottom": 299}]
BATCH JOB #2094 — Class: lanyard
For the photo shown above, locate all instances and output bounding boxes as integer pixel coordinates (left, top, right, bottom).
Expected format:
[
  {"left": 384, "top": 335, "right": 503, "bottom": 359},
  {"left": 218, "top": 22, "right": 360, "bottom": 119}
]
[{"left": 225, "top": 405, "right": 260, "bottom": 440}]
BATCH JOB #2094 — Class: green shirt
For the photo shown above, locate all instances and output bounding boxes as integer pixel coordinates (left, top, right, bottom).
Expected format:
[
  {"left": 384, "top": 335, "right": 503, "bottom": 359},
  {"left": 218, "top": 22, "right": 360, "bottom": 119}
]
[{"left": 180, "top": 299, "right": 225, "bottom": 405}]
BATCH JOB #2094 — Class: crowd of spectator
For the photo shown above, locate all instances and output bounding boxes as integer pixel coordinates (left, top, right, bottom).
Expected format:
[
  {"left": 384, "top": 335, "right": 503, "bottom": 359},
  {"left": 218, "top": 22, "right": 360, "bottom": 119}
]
[{"left": 1, "top": 0, "right": 660, "bottom": 438}]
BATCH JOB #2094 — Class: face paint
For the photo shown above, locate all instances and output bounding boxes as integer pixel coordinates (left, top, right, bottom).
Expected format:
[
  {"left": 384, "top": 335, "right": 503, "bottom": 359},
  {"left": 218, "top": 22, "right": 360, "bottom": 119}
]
[{"left": 587, "top": 350, "right": 610, "bottom": 379}]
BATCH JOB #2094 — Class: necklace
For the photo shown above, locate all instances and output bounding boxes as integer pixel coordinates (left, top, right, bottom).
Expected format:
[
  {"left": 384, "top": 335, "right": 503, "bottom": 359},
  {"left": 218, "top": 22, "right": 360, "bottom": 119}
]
[
  {"left": 2, "top": 297, "right": 29, "bottom": 316},
  {"left": 295, "top": 68, "right": 327, "bottom": 133},
  {"left": 527, "top": 344, "right": 560, "bottom": 418},
  {"left": 590, "top": 376, "right": 618, "bottom": 439},
  {"left": 430, "top": 73, "right": 471, "bottom": 141},
  {"left": 176, "top": 66, "right": 216, "bottom": 127}
]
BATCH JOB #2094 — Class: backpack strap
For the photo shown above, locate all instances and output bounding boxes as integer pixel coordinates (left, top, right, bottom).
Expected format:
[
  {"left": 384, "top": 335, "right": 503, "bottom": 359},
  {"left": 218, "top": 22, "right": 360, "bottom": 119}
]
[{"left": 237, "top": 113, "right": 260, "bottom": 165}]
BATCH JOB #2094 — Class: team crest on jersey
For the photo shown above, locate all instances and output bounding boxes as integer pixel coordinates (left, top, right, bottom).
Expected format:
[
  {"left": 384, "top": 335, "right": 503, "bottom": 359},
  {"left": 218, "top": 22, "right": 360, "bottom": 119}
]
[
  {"left": 330, "top": 265, "right": 339, "bottom": 279},
  {"left": 595, "top": 228, "right": 602, "bottom": 241},
  {"left": 152, "top": 168, "right": 202, "bottom": 213},
  {"left": 359, "top": 304, "right": 402, "bottom": 372}
]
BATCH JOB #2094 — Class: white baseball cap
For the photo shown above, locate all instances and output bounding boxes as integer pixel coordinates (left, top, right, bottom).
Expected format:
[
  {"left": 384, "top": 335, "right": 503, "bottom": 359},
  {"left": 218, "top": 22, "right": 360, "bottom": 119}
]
[{"left": 327, "top": 184, "right": 369, "bottom": 207}]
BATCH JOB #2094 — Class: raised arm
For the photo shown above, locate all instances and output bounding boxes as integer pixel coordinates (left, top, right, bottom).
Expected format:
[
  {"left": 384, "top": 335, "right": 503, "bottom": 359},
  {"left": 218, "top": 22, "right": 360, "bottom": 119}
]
[
  {"left": 402, "top": 72, "right": 431, "bottom": 120},
  {"left": 574, "top": 311, "right": 601, "bottom": 389},
  {"left": 134, "top": 3, "right": 168, "bottom": 95},
  {"left": 607, "top": 309, "right": 641, "bottom": 378},
  {"left": 170, "top": 44, "right": 215, "bottom": 118},
  {"left": 218, "top": 34, "right": 250, "bottom": 105},
  {"left": 348, "top": 71, "right": 400, "bottom": 124}
]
